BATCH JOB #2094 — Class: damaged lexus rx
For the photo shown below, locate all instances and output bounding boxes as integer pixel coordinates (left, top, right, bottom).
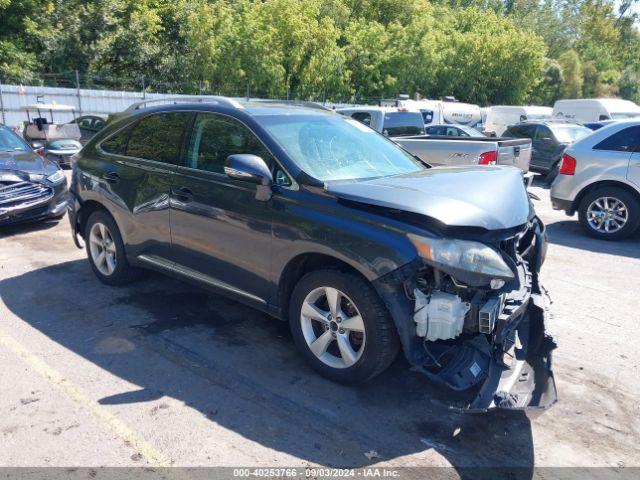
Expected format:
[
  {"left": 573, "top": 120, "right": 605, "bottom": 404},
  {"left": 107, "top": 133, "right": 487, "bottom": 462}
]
[
  {"left": 1, "top": 124, "right": 68, "bottom": 225},
  {"left": 68, "top": 98, "right": 557, "bottom": 411}
]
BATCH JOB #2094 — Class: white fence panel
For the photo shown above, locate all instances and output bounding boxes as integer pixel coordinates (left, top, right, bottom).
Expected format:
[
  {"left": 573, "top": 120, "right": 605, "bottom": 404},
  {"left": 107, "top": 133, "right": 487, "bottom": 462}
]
[{"left": 0, "top": 84, "right": 208, "bottom": 128}]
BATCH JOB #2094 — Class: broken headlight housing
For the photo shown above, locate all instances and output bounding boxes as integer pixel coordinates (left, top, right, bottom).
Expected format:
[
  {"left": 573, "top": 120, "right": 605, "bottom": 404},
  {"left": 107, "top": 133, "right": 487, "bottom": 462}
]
[{"left": 407, "top": 234, "right": 514, "bottom": 286}]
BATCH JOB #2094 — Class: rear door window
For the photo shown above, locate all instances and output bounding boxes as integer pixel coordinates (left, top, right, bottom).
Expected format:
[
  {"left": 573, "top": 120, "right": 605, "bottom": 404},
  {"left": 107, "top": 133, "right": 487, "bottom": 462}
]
[
  {"left": 534, "top": 126, "right": 553, "bottom": 141},
  {"left": 504, "top": 126, "right": 523, "bottom": 138},
  {"left": 126, "top": 112, "right": 191, "bottom": 164},
  {"left": 509, "top": 125, "right": 536, "bottom": 138},
  {"left": 594, "top": 126, "right": 640, "bottom": 152}
]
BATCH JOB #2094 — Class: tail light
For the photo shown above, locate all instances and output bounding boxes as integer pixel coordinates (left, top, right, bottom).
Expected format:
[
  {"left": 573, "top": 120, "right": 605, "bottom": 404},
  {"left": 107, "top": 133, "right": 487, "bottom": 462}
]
[
  {"left": 559, "top": 154, "right": 576, "bottom": 175},
  {"left": 479, "top": 151, "right": 497, "bottom": 165},
  {"left": 35, "top": 147, "right": 45, "bottom": 158}
]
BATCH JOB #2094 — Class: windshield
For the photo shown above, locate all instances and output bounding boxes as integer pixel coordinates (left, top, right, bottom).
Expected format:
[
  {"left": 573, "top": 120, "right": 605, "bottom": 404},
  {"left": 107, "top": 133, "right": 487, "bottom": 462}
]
[
  {"left": 610, "top": 112, "right": 640, "bottom": 119},
  {"left": 257, "top": 114, "right": 425, "bottom": 182},
  {"left": 382, "top": 112, "right": 424, "bottom": 136},
  {"left": 0, "top": 128, "right": 30, "bottom": 152},
  {"left": 549, "top": 124, "right": 592, "bottom": 143}
]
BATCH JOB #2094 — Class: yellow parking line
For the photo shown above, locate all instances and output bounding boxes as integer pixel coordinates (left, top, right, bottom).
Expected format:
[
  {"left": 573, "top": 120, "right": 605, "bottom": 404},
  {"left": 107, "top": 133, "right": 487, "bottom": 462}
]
[{"left": 0, "top": 328, "right": 172, "bottom": 467}]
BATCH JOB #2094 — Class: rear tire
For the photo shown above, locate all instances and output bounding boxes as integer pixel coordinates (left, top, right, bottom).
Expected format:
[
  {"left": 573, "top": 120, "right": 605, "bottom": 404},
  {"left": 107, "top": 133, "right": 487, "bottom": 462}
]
[
  {"left": 578, "top": 187, "right": 640, "bottom": 240},
  {"left": 289, "top": 269, "right": 400, "bottom": 384},
  {"left": 85, "top": 210, "right": 140, "bottom": 285}
]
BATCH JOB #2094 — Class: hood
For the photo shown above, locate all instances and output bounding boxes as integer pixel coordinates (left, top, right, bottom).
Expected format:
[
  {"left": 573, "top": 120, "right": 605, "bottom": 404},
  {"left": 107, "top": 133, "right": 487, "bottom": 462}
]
[
  {"left": 326, "top": 166, "right": 530, "bottom": 230},
  {"left": 0, "top": 150, "right": 56, "bottom": 176}
]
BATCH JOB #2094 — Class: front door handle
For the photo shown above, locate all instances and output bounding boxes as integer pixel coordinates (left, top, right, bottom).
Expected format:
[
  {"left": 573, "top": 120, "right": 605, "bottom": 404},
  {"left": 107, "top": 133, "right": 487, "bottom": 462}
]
[
  {"left": 102, "top": 171, "right": 120, "bottom": 184},
  {"left": 172, "top": 186, "right": 194, "bottom": 202}
]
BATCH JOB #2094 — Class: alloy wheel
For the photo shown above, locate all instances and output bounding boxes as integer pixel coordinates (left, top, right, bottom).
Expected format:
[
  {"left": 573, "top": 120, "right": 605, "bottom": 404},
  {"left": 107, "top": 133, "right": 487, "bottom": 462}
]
[
  {"left": 89, "top": 222, "right": 117, "bottom": 276},
  {"left": 586, "top": 196, "right": 628, "bottom": 234},
  {"left": 300, "top": 286, "right": 366, "bottom": 369}
]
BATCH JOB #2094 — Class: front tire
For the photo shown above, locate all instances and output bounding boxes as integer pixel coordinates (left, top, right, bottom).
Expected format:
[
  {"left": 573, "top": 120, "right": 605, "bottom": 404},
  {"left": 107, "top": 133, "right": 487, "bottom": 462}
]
[
  {"left": 85, "top": 210, "right": 139, "bottom": 285},
  {"left": 578, "top": 187, "right": 640, "bottom": 240},
  {"left": 289, "top": 269, "right": 400, "bottom": 384}
]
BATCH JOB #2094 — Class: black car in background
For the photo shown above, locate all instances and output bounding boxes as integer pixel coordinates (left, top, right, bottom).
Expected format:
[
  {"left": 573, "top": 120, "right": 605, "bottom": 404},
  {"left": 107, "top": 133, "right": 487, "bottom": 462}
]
[
  {"left": 425, "top": 124, "right": 485, "bottom": 137},
  {"left": 503, "top": 121, "right": 591, "bottom": 182},
  {"left": 0, "top": 124, "right": 68, "bottom": 225},
  {"left": 69, "top": 115, "right": 107, "bottom": 144},
  {"left": 68, "top": 97, "right": 556, "bottom": 411}
]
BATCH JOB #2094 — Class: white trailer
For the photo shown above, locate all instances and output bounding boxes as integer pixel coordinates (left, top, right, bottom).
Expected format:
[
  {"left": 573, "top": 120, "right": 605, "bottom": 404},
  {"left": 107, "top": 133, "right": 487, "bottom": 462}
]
[
  {"left": 484, "top": 106, "right": 553, "bottom": 137},
  {"left": 397, "top": 99, "right": 482, "bottom": 128},
  {"left": 552, "top": 98, "right": 640, "bottom": 123}
]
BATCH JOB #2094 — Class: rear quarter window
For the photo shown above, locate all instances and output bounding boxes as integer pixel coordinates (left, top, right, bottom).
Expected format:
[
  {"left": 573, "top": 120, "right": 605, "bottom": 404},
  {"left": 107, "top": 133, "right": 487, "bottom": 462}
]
[{"left": 593, "top": 126, "right": 640, "bottom": 152}]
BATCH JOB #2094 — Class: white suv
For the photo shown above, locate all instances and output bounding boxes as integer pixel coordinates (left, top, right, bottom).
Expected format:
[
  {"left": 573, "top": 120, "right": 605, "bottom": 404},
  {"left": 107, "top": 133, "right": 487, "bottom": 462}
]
[{"left": 551, "top": 120, "right": 640, "bottom": 240}]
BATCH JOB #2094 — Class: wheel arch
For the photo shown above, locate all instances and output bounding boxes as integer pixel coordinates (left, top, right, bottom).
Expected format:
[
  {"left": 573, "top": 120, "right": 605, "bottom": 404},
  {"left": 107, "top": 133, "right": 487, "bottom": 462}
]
[
  {"left": 573, "top": 180, "right": 640, "bottom": 213},
  {"left": 77, "top": 200, "right": 117, "bottom": 238},
  {"left": 276, "top": 253, "right": 374, "bottom": 322}
]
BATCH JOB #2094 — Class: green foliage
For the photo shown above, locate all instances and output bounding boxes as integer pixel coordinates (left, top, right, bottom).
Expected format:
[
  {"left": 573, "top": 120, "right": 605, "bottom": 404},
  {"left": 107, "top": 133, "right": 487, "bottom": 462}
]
[
  {"left": 558, "top": 50, "right": 583, "bottom": 98},
  {"left": 0, "top": 0, "right": 638, "bottom": 106},
  {"left": 431, "top": 8, "right": 546, "bottom": 104},
  {"left": 619, "top": 67, "right": 640, "bottom": 104},
  {"left": 529, "top": 59, "right": 564, "bottom": 105}
]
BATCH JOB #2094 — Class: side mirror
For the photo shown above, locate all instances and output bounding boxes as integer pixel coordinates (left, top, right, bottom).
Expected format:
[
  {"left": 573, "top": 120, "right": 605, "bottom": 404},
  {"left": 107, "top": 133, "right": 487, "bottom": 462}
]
[
  {"left": 224, "top": 154, "right": 272, "bottom": 185},
  {"left": 31, "top": 141, "right": 45, "bottom": 150},
  {"left": 224, "top": 154, "right": 273, "bottom": 201}
]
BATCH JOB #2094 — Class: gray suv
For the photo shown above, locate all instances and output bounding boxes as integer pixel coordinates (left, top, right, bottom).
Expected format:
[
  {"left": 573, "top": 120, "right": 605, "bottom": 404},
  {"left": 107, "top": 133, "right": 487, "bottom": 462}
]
[
  {"left": 68, "top": 97, "right": 556, "bottom": 411},
  {"left": 551, "top": 120, "right": 640, "bottom": 240}
]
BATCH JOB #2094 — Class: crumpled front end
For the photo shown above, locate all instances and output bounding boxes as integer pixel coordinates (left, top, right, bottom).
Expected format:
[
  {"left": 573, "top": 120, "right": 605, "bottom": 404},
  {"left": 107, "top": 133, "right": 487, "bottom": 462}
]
[
  {"left": 375, "top": 216, "right": 557, "bottom": 412},
  {"left": 0, "top": 178, "right": 68, "bottom": 225}
]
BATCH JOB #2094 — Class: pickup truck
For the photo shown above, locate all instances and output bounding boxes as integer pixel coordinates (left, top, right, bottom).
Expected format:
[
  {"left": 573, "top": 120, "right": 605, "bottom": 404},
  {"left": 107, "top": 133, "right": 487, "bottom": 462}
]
[{"left": 337, "top": 106, "right": 532, "bottom": 172}]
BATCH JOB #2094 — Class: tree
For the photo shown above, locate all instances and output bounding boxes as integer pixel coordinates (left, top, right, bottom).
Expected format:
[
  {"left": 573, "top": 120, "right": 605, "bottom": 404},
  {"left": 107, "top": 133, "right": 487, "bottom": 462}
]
[
  {"left": 529, "top": 59, "right": 564, "bottom": 105},
  {"left": 619, "top": 67, "right": 640, "bottom": 104},
  {"left": 432, "top": 8, "right": 547, "bottom": 104},
  {"left": 558, "top": 50, "right": 583, "bottom": 98}
]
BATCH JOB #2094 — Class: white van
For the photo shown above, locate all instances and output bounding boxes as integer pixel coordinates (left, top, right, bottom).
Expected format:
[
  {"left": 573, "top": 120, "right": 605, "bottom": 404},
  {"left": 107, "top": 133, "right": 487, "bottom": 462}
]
[
  {"left": 398, "top": 99, "right": 482, "bottom": 128},
  {"left": 483, "top": 106, "right": 552, "bottom": 137},
  {"left": 552, "top": 98, "right": 640, "bottom": 123}
]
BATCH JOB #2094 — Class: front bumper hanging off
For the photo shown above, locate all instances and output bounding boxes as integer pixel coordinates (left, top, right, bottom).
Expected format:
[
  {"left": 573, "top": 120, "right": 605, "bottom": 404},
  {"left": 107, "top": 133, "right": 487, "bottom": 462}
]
[
  {"left": 375, "top": 219, "right": 557, "bottom": 412},
  {"left": 467, "top": 290, "right": 557, "bottom": 411}
]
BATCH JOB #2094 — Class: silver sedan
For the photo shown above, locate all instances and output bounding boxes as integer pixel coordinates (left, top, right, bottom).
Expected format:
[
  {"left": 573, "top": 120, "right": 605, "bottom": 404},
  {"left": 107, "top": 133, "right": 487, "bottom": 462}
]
[{"left": 551, "top": 119, "right": 640, "bottom": 240}]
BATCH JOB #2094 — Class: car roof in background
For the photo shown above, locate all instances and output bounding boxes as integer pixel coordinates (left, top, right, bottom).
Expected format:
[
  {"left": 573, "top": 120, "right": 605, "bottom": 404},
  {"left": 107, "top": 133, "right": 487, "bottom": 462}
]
[{"left": 514, "top": 120, "right": 587, "bottom": 127}]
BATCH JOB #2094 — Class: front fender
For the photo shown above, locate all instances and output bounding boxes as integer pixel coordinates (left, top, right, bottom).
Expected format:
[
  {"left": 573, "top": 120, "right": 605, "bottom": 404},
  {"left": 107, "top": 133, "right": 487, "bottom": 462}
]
[{"left": 270, "top": 188, "right": 419, "bottom": 284}]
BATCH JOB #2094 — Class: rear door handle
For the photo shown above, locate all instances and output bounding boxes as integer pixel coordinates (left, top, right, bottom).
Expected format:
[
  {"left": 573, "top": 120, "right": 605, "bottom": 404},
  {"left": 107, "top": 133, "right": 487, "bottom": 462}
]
[
  {"left": 102, "top": 172, "right": 120, "bottom": 184},
  {"left": 171, "top": 186, "right": 194, "bottom": 202}
]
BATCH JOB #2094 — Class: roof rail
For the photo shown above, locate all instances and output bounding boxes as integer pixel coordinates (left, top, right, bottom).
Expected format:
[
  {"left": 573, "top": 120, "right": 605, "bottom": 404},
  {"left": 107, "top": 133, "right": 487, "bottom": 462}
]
[
  {"left": 124, "top": 96, "right": 244, "bottom": 112},
  {"left": 246, "top": 99, "right": 334, "bottom": 112}
]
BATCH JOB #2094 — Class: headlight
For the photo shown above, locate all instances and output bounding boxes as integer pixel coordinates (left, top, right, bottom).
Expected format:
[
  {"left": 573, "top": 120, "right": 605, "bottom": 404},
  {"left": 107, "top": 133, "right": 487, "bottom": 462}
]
[
  {"left": 46, "top": 170, "right": 66, "bottom": 185},
  {"left": 28, "top": 173, "right": 45, "bottom": 182},
  {"left": 408, "top": 233, "right": 514, "bottom": 281}
]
